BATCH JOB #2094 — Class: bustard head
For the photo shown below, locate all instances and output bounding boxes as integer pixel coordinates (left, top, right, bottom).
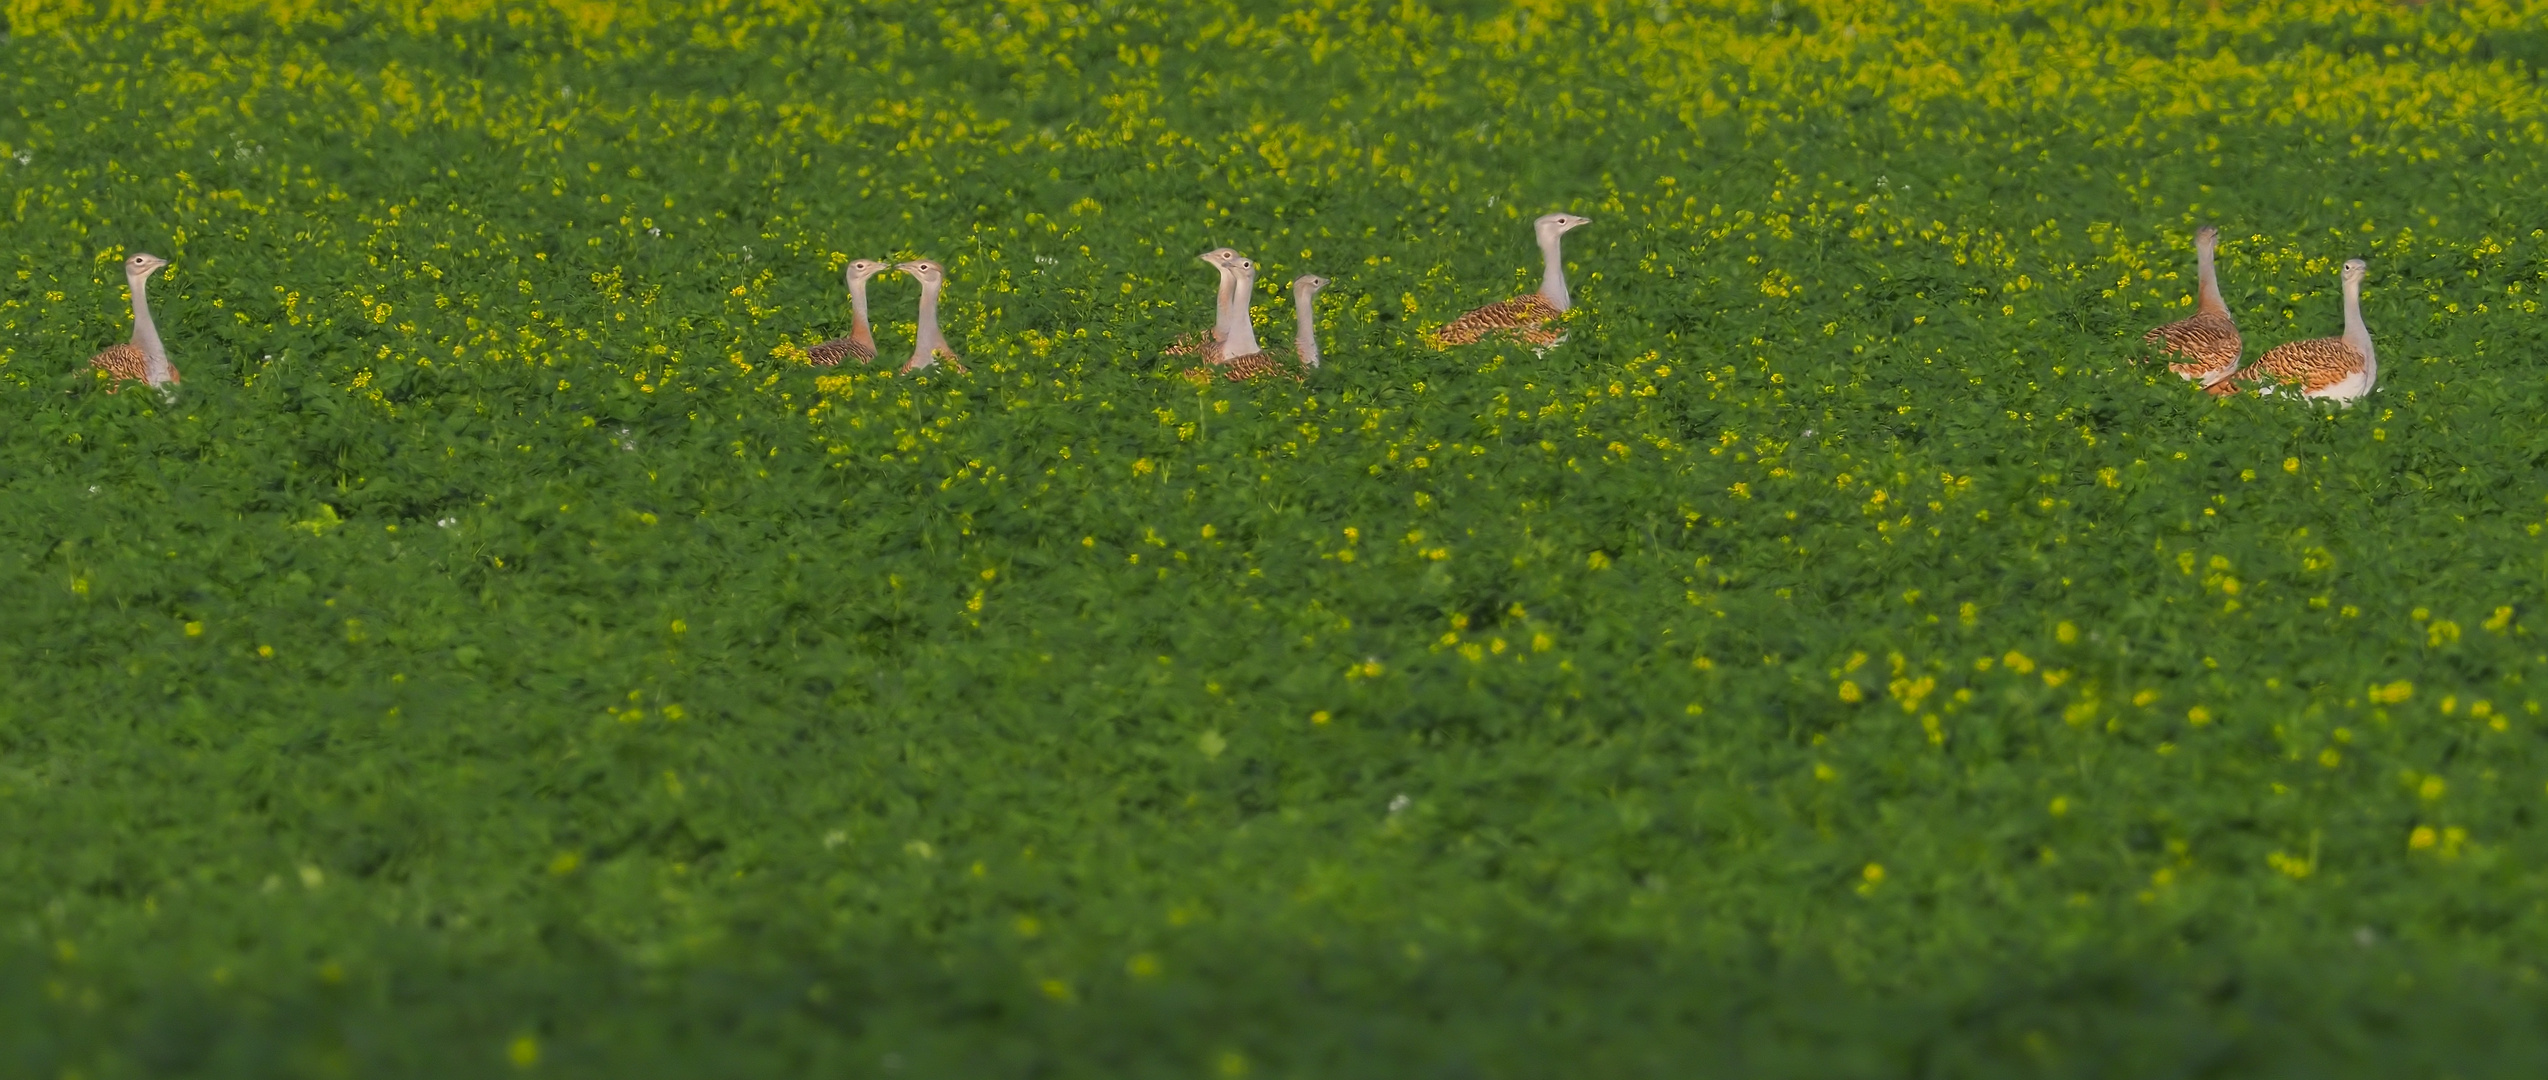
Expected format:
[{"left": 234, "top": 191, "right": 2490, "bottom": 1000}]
[
  {"left": 2341, "top": 258, "right": 2367, "bottom": 285},
  {"left": 1197, "top": 247, "right": 1245, "bottom": 270},
  {"left": 2194, "top": 225, "right": 2219, "bottom": 248},
  {"left": 1534, "top": 213, "right": 1591, "bottom": 239},
  {"left": 845, "top": 259, "right": 890, "bottom": 286},
  {"left": 895, "top": 260, "right": 946, "bottom": 285},
  {"left": 1292, "top": 274, "right": 1328, "bottom": 296},
  {"left": 124, "top": 252, "right": 167, "bottom": 279}
]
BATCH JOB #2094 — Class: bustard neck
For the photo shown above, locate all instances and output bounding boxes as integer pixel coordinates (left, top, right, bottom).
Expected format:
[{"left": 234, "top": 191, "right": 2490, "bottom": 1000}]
[
  {"left": 848, "top": 275, "right": 874, "bottom": 330},
  {"left": 2341, "top": 274, "right": 2374, "bottom": 386},
  {"left": 909, "top": 277, "right": 949, "bottom": 367},
  {"left": 1209, "top": 265, "right": 1241, "bottom": 344},
  {"left": 1223, "top": 268, "right": 1260, "bottom": 357},
  {"left": 2195, "top": 241, "right": 2227, "bottom": 315},
  {"left": 1293, "top": 288, "right": 1321, "bottom": 369},
  {"left": 1536, "top": 229, "right": 1572, "bottom": 311},
  {"left": 129, "top": 274, "right": 173, "bottom": 384}
]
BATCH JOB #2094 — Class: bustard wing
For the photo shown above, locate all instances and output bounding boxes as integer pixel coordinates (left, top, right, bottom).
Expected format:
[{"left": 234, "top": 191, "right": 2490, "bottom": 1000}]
[
  {"left": 89, "top": 343, "right": 148, "bottom": 393},
  {"left": 2143, "top": 311, "right": 2241, "bottom": 382},
  {"left": 806, "top": 335, "right": 875, "bottom": 367},
  {"left": 1163, "top": 328, "right": 1222, "bottom": 361},
  {"left": 1218, "top": 351, "right": 1304, "bottom": 384},
  {"left": 2240, "top": 336, "right": 2365, "bottom": 395},
  {"left": 1429, "top": 294, "right": 1561, "bottom": 348}
]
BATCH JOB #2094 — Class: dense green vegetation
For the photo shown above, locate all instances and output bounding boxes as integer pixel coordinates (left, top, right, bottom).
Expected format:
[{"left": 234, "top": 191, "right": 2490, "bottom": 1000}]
[{"left": 8, "top": 0, "right": 2548, "bottom": 1073}]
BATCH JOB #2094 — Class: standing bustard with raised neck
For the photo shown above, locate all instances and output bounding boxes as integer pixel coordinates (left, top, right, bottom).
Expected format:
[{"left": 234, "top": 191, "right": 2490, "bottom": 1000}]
[
  {"left": 807, "top": 259, "right": 890, "bottom": 366},
  {"left": 2213, "top": 258, "right": 2375, "bottom": 403},
  {"left": 895, "top": 260, "right": 968, "bottom": 374},
  {"left": 1166, "top": 248, "right": 1245, "bottom": 362},
  {"left": 89, "top": 252, "right": 179, "bottom": 393},
  {"left": 1290, "top": 274, "right": 1329, "bottom": 370},
  {"left": 1428, "top": 212, "right": 1590, "bottom": 348},
  {"left": 2143, "top": 225, "right": 2241, "bottom": 388}
]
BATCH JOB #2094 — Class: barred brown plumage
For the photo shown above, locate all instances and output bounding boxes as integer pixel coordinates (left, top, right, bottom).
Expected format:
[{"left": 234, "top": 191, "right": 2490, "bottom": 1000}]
[
  {"left": 87, "top": 252, "right": 178, "bottom": 393},
  {"left": 2143, "top": 225, "right": 2241, "bottom": 386},
  {"left": 2231, "top": 337, "right": 2371, "bottom": 397},
  {"left": 1431, "top": 294, "right": 1563, "bottom": 348},
  {"left": 804, "top": 336, "right": 872, "bottom": 366},
  {"left": 1216, "top": 351, "right": 1304, "bottom": 383},
  {"left": 2216, "top": 259, "right": 2376, "bottom": 403},
  {"left": 1429, "top": 212, "right": 1588, "bottom": 349},
  {"left": 807, "top": 259, "right": 889, "bottom": 366},
  {"left": 1161, "top": 329, "right": 1217, "bottom": 361},
  {"left": 89, "top": 343, "right": 151, "bottom": 389}
]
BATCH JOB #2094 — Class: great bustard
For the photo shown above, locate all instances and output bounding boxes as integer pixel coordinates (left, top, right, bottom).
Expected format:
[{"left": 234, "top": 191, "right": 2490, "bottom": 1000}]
[
  {"left": 807, "top": 259, "right": 890, "bottom": 366},
  {"left": 1428, "top": 212, "right": 1590, "bottom": 348},
  {"left": 2212, "top": 259, "right": 2375, "bottom": 403},
  {"left": 1166, "top": 248, "right": 1245, "bottom": 362},
  {"left": 2143, "top": 225, "right": 2240, "bottom": 388},
  {"left": 88, "top": 252, "right": 179, "bottom": 393},
  {"left": 1199, "top": 256, "right": 1303, "bottom": 384},
  {"left": 894, "top": 260, "right": 968, "bottom": 374},
  {"left": 1290, "top": 274, "right": 1329, "bottom": 370}
]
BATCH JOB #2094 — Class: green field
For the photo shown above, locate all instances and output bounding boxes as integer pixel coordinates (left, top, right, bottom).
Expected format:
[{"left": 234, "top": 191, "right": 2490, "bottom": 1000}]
[{"left": 8, "top": 0, "right": 2548, "bottom": 1074}]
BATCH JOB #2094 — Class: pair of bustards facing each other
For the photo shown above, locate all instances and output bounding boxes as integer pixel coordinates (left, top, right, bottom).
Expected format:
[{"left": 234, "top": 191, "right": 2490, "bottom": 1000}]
[
  {"left": 2145, "top": 226, "right": 2377, "bottom": 403},
  {"left": 804, "top": 258, "right": 966, "bottom": 374}
]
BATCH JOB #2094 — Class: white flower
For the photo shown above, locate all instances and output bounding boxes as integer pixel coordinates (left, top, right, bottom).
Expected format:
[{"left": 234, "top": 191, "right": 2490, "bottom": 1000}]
[
  {"left": 1387, "top": 794, "right": 1411, "bottom": 815},
  {"left": 436, "top": 517, "right": 456, "bottom": 528}
]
